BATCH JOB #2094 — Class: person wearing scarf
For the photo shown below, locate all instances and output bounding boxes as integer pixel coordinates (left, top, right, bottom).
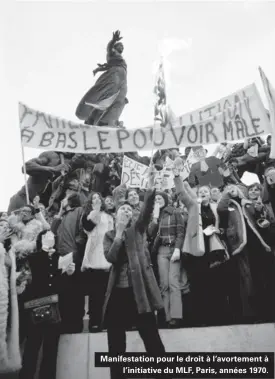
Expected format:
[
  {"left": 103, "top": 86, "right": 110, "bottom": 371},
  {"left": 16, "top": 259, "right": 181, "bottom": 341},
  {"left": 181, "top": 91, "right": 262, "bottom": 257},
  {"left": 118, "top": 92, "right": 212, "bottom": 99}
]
[
  {"left": 149, "top": 191, "right": 186, "bottom": 328},
  {"left": 218, "top": 184, "right": 275, "bottom": 323},
  {"left": 247, "top": 182, "right": 275, "bottom": 237}
]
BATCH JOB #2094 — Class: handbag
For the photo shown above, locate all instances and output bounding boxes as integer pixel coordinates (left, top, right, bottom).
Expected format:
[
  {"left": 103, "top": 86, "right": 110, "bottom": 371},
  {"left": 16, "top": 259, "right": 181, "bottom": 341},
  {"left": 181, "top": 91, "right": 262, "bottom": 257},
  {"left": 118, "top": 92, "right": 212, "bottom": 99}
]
[{"left": 24, "top": 294, "right": 61, "bottom": 325}]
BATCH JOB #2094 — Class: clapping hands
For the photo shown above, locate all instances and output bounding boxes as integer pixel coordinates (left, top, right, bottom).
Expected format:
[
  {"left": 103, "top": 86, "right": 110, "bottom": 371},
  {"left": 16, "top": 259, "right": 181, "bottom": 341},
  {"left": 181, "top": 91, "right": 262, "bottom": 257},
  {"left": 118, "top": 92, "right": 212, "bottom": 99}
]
[{"left": 116, "top": 211, "right": 129, "bottom": 237}]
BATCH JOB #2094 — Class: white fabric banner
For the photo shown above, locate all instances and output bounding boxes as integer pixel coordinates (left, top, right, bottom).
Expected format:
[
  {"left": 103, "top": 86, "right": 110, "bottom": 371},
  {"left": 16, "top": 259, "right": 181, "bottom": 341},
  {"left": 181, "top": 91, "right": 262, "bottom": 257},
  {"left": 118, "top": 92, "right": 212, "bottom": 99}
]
[
  {"left": 19, "top": 83, "right": 271, "bottom": 154},
  {"left": 259, "top": 67, "right": 275, "bottom": 159}
]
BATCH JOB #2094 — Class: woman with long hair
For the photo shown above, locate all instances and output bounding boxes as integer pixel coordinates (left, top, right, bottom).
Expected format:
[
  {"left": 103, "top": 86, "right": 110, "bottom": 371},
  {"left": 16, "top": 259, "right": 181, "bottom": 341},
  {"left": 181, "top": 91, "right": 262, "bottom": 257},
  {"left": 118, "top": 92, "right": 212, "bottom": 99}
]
[
  {"left": 149, "top": 191, "right": 186, "bottom": 328},
  {"left": 81, "top": 192, "right": 114, "bottom": 332},
  {"left": 104, "top": 196, "right": 116, "bottom": 218}
]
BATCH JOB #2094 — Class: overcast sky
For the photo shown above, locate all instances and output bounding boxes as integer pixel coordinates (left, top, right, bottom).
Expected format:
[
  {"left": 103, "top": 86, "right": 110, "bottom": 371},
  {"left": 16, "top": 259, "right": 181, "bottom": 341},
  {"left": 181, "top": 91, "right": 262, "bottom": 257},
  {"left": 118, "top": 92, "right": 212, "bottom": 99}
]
[{"left": 1, "top": 1, "right": 275, "bottom": 211}]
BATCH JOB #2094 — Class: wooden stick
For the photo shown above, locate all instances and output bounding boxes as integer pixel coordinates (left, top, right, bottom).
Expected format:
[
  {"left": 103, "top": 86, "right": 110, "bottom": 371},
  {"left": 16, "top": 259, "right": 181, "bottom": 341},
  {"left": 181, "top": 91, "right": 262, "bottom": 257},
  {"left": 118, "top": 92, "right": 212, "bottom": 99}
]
[{"left": 20, "top": 141, "right": 30, "bottom": 204}]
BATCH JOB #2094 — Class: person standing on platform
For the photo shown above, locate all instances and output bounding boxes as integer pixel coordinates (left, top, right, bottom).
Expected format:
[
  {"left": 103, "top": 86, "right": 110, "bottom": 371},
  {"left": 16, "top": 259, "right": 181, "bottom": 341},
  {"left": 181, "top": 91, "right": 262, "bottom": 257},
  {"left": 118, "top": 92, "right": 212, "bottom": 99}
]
[
  {"left": 102, "top": 167, "right": 166, "bottom": 379},
  {"left": 51, "top": 193, "right": 86, "bottom": 333}
]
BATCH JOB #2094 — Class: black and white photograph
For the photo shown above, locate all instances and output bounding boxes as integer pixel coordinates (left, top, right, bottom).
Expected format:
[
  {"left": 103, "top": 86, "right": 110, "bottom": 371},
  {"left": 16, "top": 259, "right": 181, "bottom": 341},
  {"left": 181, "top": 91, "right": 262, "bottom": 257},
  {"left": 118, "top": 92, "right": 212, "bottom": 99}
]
[{"left": 1, "top": 1, "right": 275, "bottom": 378}]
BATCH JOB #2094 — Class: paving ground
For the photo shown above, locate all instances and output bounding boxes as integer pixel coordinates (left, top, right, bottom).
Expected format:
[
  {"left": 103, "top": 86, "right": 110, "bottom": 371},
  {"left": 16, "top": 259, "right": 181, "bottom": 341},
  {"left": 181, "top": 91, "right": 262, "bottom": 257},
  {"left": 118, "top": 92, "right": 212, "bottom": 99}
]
[{"left": 3, "top": 322, "right": 275, "bottom": 379}]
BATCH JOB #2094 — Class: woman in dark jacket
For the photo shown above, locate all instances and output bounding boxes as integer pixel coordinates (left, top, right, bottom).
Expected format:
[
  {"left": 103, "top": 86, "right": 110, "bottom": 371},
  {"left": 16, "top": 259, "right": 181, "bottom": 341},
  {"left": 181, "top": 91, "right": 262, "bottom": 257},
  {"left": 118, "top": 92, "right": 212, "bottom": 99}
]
[
  {"left": 148, "top": 191, "right": 186, "bottom": 328},
  {"left": 218, "top": 184, "right": 275, "bottom": 323},
  {"left": 180, "top": 185, "right": 230, "bottom": 327},
  {"left": 19, "top": 230, "right": 75, "bottom": 379},
  {"left": 102, "top": 169, "right": 165, "bottom": 379}
]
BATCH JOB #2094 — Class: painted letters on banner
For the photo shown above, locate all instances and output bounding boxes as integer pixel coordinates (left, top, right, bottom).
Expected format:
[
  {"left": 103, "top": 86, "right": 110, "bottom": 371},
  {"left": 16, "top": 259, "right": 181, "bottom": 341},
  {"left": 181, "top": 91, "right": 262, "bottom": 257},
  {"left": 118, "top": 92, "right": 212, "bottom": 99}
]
[{"left": 19, "top": 83, "right": 271, "bottom": 154}]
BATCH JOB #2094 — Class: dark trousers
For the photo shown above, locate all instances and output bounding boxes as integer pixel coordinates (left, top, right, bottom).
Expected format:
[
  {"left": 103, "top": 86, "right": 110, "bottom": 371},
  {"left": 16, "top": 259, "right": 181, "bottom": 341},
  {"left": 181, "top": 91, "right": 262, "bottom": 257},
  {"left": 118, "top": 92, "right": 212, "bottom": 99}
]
[
  {"left": 185, "top": 255, "right": 232, "bottom": 326},
  {"left": 82, "top": 270, "right": 109, "bottom": 330},
  {"left": 59, "top": 292, "right": 85, "bottom": 334},
  {"left": 105, "top": 288, "right": 166, "bottom": 379},
  {"left": 18, "top": 296, "right": 28, "bottom": 344},
  {"left": 19, "top": 322, "right": 60, "bottom": 379}
]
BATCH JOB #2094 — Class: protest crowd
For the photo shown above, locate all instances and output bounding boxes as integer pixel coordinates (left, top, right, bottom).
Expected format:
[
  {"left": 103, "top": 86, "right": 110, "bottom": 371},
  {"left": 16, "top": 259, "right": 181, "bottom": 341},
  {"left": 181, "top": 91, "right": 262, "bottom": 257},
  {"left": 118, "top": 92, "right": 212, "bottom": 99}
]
[
  {"left": 2, "top": 30, "right": 275, "bottom": 379},
  {"left": 1, "top": 137, "right": 275, "bottom": 378}
]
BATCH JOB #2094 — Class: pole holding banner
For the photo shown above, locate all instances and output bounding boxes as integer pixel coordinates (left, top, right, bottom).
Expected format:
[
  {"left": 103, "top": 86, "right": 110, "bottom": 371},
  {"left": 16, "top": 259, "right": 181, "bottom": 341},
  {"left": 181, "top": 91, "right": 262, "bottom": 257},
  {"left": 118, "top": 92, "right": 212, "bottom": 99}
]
[
  {"left": 150, "top": 55, "right": 167, "bottom": 166},
  {"left": 20, "top": 140, "right": 30, "bottom": 205},
  {"left": 258, "top": 66, "right": 275, "bottom": 159},
  {"left": 19, "top": 103, "right": 30, "bottom": 204}
]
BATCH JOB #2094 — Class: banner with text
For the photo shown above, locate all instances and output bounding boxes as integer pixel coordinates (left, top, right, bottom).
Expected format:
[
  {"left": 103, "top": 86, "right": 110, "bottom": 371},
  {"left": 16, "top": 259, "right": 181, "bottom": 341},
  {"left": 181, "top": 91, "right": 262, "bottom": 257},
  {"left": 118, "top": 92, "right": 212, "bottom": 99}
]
[
  {"left": 19, "top": 83, "right": 271, "bottom": 153},
  {"left": 121, "top": 155, "right": 175, "bottom": 190}
]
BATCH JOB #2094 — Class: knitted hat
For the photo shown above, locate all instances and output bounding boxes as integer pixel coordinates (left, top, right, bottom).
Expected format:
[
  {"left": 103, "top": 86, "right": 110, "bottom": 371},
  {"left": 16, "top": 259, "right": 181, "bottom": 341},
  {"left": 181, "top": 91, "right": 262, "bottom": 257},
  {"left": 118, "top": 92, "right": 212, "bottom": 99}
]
[{"left": 156, "top": 191, "right": 169, "bottom": 208}]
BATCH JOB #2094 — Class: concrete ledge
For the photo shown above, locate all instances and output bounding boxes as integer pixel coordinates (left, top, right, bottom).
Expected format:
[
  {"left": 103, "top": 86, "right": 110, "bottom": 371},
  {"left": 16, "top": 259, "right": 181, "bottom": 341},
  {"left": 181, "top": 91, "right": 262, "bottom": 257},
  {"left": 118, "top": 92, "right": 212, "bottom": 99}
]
[{"left": 56, "top": 323, "right": 275, "bottom": 379}]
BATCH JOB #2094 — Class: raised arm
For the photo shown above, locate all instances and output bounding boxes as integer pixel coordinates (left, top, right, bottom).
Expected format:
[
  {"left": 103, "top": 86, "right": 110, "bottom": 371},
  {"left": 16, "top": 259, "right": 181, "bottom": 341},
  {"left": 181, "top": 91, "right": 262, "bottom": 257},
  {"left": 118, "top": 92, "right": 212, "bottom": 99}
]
[
  {"left": 35, "top": 211, "right": 50, "bottom": 231},
  {"left": 104, "top": 231, "right": 124, "bottom": 264},
  {"left": 136, "top": 189, "right": 156, "bottom": 233},
  {"left": 25, "top": 156, "right": 52, "bottom": 176},
  {"left": 106, "top": 30, "right": 123, "bottom": 61},
  {"left": 217, "top": 192, "right": 231, "bottom": 228},
  {"left": 25, "top": 152, "right": 69, "bottom": 177}
]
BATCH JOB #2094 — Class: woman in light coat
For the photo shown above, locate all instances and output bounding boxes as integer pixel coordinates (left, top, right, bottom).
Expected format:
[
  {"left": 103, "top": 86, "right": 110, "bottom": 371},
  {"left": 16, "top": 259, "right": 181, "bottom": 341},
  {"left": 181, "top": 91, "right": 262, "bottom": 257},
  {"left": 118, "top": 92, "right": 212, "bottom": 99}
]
[
  {"left": 81, "top": 192, "right": 114, "bottom": 332},
  {"left": 0, "top": 219, "right": 21, "bottom": 374}
]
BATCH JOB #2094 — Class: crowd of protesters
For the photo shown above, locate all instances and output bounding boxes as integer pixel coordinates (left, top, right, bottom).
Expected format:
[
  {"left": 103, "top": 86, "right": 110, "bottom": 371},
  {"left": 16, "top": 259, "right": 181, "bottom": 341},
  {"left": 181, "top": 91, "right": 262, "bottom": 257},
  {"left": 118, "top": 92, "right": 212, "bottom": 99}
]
[{"left": 1, "top": 136, "right": 275, "bottom": 379}]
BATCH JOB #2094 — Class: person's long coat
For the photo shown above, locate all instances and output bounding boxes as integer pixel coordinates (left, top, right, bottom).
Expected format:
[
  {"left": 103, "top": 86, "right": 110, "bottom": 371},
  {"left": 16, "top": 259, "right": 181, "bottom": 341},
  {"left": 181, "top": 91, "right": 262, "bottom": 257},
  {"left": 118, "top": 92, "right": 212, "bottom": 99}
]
[
  {"left": 0, "top": 244, "right": 21, "bottom": 373},
  {"left": 101, "top": 189, "right": 163, "bottom": 325}
]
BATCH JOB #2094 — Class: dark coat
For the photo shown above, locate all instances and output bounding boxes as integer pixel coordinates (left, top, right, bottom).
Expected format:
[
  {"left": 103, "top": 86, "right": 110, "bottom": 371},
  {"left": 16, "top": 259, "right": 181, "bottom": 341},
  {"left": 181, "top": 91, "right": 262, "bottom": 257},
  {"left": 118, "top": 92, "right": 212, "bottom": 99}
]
[
  {"left": 23, "top": 250, "right": 72, "bottom": 302},
  {"left": 102, "top": 189, "right": 163, "bottom": 324},
  {"left": 217, "top": 194, "right": 271, "bottom": 255}
]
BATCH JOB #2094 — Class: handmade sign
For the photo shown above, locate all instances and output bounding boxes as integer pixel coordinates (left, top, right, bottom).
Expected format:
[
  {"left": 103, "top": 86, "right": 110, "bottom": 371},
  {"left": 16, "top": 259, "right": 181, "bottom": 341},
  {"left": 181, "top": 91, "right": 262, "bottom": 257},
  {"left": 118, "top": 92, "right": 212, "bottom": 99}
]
[
  {"left": 20, "top": 83, "right": 271, "bottom": 154},
  {"left": 121, "top": 155, "right": 175, "bottom": 190},
  {"left": 121, "top": 156, "right": 149, "bottom": 188}
]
